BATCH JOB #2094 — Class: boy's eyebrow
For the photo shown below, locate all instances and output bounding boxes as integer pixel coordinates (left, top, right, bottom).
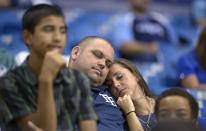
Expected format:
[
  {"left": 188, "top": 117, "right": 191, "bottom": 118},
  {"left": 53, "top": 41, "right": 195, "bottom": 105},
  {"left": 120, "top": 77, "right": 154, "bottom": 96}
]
[
  {"left": 176, "top": 108, "right": 187, "bottom": 112},
  {"left": 61, "top": 25, "right": 67, "bottom": 30},
  {"left": 41, "top": 25, "right": 67, "bottom": 31},
  {"left": 41, "top": 25, "right": 54, "bottom": 29}
]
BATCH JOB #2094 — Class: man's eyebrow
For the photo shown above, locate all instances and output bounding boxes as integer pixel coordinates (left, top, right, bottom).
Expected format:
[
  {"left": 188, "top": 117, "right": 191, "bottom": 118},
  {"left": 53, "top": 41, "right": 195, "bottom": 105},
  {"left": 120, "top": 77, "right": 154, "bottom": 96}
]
[{"left": 92, "top": 50, "right": 104, "bottom": 56}]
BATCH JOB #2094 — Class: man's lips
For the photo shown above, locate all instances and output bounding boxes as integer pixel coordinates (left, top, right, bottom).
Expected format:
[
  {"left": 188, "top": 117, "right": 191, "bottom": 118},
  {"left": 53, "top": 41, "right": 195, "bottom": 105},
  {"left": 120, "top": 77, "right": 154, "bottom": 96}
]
[{"left": 92, "top": 67, "right": 102, "bottom": 76}]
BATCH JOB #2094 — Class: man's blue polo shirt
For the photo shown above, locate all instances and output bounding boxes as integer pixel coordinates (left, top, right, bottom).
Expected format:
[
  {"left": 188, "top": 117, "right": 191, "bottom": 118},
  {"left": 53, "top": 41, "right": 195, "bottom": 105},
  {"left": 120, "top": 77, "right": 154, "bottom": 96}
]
[{"left": 91, "top": 86, "right": 125, "bottom": 131}]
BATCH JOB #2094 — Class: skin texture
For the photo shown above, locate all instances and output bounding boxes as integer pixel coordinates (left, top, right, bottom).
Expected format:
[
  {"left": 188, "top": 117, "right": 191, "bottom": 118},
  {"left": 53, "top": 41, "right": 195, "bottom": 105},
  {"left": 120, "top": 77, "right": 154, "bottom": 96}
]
[
  {"left": 157, "top": 95, "right": 192, "bottom": 121},
  {"left": 69, "top": 38, "right": 114, "bottom": 87}
]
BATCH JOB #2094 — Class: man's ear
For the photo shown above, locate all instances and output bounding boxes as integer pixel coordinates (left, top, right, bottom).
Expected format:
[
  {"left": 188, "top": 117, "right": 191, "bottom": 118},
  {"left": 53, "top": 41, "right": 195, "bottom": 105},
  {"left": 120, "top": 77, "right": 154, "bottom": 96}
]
[
  {"left": 22, "top": 30, "right": 32, "bottom": 47},
  {"left": 70, "top": 46, "right": 81, "bottom": 60}
]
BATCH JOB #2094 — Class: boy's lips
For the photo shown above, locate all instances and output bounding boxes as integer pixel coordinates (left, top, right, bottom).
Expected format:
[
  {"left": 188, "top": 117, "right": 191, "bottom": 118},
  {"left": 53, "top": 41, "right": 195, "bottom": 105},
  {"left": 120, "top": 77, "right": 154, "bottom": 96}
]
[{"left": 48, "top": 45, "right": 62, "bottom": 52}]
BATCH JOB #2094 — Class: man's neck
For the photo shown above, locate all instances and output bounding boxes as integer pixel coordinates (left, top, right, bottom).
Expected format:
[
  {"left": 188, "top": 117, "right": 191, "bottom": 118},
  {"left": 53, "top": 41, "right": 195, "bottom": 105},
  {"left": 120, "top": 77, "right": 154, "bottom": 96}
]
[
  {"left": 133, "top": 8, "right": 147, "bottom": 18},
  {"left": 28, "top": 53, "right": 43, "bottom": 76}
]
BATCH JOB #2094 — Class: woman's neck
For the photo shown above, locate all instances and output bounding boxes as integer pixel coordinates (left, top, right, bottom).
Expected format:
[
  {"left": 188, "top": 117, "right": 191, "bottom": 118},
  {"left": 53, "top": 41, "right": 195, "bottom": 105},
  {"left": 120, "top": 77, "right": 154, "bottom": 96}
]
[{"left": 133, "top": 97, "right": 154, "bottom": 115}]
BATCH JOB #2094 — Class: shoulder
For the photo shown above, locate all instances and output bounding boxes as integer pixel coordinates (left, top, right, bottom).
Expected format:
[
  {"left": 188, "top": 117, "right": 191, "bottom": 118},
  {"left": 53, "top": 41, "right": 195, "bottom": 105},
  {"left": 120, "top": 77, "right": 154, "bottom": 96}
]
[
  {"left": 116, "top": 12, "right": 135, "bottom": 26},
  {"left": 179, "top": 51, "right": 197, "bottom": 63},
  {"left": 0, "top": 66, "right": 24, "bottom": 92},
  {"left": 150, "top": 12, "right": 169, "bottom": 25},
  {"left": 61, "top": 67, "right": 83, "bottom": 77},
  {"left": 61, "top": 68, "right": 90, "bottom": 88},
  {"left": 0, "top": 65, "right": 23, "bottom": 80}
]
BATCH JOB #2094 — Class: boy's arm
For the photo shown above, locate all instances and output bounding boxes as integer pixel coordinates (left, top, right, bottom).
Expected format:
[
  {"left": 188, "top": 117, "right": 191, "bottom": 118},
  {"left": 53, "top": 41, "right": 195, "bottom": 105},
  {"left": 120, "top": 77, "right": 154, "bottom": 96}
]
[
  {"left": 78, "top": 120, "right": 97, "bottom": 131},
  {"left": 15, "top": 50, "right": 66, "bottom": 131}
]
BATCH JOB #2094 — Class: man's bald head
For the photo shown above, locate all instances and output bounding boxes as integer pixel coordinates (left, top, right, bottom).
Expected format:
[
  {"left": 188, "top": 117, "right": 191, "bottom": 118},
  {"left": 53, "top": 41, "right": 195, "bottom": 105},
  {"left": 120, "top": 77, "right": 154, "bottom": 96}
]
[
  {"left": 77, "top": 36, "right": 113, "bottom": 51},
  {"left": 69, "top": 36, "right": 114, "bottom": 87}
]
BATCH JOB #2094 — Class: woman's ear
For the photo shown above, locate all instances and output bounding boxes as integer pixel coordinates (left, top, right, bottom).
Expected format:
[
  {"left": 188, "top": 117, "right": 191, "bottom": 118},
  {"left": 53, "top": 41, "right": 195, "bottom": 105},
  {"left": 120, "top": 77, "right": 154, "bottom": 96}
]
[{"left": 70, "top": 46, "right": 81, "bottom": 60}]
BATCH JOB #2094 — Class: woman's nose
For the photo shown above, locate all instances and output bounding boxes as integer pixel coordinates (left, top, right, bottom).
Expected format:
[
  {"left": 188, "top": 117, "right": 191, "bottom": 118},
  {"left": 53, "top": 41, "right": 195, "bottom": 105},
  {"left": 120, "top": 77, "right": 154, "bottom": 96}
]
[{"left": 113, "top": 80, "right": 120, "bottom": 89}]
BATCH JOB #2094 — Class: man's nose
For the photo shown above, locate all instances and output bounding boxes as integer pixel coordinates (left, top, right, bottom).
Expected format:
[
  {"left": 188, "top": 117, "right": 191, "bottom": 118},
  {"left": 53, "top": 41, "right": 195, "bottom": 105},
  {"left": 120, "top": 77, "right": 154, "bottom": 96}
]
[
  {"left": 98, "top": 59, "right": 106, "bottom": 70},
  {"left": 98, "top": 63, "right": 105, "bottom": 70}
]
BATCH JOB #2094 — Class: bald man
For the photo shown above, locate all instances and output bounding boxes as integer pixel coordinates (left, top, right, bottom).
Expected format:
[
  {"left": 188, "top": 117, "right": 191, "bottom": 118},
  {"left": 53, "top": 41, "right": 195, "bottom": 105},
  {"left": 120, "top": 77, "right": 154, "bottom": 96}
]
[{"left": 69, "top": 36, "right": 125, "bottom": 131}]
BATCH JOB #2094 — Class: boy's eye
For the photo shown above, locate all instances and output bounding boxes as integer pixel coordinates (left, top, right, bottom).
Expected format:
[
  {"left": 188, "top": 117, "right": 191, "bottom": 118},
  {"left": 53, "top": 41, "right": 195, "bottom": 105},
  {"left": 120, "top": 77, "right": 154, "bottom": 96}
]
[
  {"left": 43, "top": 26, "right": 54, "bottom": 32},
  {"left": 60, "top": 27, "right": 67, "bottom": 34}
]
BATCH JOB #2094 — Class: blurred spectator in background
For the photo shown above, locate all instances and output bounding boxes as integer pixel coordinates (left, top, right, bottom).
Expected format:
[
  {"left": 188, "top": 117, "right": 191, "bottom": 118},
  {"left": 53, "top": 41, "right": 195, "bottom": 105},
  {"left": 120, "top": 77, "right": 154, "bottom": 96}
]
[
  {"left": 111, "top": 0, "right": 177, "bottom": 63},
  {"left": 0, "top": 48, "right": 16, "bottom": 77},
  {"left": 155, "top": 88, "right": 199, "bottom": 124},
  {"left": 30, "top": 0, "right": 52, "bottom": 5},
  {"left": 192, "top": 0, "right": 206, "bottom": 28},
  {"left": 0, "top": 0, "right": 17, "bottom": 8},
  {"left": 0, "top": 0, "right": 52, "bottom": 8},
  {"left": 177, "top": 27, "right": 206, "bottom": 89}
]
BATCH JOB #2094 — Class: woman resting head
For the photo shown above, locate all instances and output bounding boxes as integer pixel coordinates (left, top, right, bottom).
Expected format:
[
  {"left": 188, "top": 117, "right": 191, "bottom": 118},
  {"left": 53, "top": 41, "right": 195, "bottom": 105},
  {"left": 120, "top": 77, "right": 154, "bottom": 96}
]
[
  {"left": 106, "top": 58, "right": 156, "bottom": 131},
  {"left": 106, "top": 58, "right": 153, "bottom": 99}
]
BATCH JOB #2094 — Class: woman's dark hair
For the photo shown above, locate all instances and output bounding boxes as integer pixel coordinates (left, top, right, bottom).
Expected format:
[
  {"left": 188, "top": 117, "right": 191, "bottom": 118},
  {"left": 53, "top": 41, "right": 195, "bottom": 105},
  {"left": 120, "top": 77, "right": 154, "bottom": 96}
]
[
  {"left": 109, "top": 58, "right": 153, "bottom": 98},
  {"left": 195, "top": 27, "right": 206, "bottom": 71},
  {"left": 155, "top": 88, "right": 199, "bottom": 121},
  {"left": 22, "top": 4, "right": 64, "bottom": 33}
]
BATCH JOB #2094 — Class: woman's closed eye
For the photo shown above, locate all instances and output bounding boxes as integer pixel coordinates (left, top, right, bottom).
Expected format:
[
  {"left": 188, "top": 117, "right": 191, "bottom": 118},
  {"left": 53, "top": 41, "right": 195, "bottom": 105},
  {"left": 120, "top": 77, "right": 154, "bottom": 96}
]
[{"left": 116, "top": 74, "right": 123, "bottom": 80}]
